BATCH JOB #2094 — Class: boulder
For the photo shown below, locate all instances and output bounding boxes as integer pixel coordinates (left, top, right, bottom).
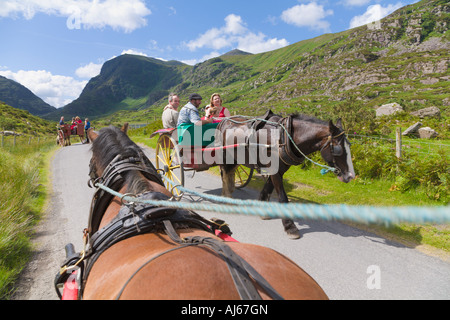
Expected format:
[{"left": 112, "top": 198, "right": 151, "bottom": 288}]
[
  {"left": 418, "top": 127, "right": 438, "bottom": 139},
  {"left": 402, "top": 122, "right": 422, "bottom": 136},
  {"left": 375, "top": 102, "right": 403, "bottom": 117},
  {"left": 0, "top": 131, "right": 20, "bottom": 136},
  {"left": 410, "top": 106, "right": 441, "bottom": 118}
]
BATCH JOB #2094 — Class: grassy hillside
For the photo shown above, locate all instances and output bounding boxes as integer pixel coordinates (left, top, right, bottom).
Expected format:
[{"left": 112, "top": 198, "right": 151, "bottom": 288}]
[{"left": 0, "top": 102, "right": 56, "bottom": 136}]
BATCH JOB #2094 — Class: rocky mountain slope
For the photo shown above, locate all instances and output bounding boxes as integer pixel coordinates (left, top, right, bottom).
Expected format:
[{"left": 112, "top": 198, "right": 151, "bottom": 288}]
[{"left": 27, "top": 0, "right": 450, "bottom": 124}]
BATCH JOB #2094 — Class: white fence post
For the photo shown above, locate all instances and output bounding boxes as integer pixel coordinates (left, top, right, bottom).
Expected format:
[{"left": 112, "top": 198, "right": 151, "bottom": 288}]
[{"left": 396, "top": 127, "right": 402, "bottom": 159}]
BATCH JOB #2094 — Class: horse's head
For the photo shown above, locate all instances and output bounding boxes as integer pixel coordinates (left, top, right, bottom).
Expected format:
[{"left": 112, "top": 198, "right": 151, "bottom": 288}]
[
  {"left": 87, "top": 123, "right": 167, "bottom": 196},
  {"left": 87, "top": 123, "right": 129, "bottom": 181},
  {"left": 320, "top": 119, "right": 355, "bottom": 183}
]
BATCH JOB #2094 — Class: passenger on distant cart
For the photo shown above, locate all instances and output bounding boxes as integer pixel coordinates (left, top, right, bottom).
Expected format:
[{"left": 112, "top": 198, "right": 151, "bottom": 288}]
[{"left": 70, "top": 116, "right": 82, "bottom": 135}]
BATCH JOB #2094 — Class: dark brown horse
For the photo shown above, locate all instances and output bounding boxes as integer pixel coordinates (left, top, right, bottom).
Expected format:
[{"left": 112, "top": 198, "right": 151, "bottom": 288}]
[
  {"left": 67, "top": 124, "right": 328, "bottom": 300},
  {"left": 215, "top": 110, "right": 355, "bottom": 239}
]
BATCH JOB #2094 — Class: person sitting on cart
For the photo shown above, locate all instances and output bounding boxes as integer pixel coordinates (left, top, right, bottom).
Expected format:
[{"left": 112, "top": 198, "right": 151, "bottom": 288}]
[
  {"left": 70, "top": 116, "right": 82, "bottom": 135},
  {"left": 162, "top": 93, "right": 180, "bottom": 129},
  {"left": 202, "top": 93, "right": 231, "bottom": 122},
  {"left": 59, "top": 116, "right": 65, "bottom": 125},
  {"left": 177, "top": 93, "right": 217, "bottom": 146}
]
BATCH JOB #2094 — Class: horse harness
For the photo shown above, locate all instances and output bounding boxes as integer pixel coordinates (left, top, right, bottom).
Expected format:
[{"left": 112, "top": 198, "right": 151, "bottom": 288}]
[{"left": 56, "top": 154, "right": 284, "bottom": 300}]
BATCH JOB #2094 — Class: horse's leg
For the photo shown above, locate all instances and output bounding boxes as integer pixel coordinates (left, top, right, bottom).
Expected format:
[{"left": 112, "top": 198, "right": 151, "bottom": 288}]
[
  {"left": 220, "top": 164, "right": 237, "bottom": 197},
  {"left": 259, "top": 176, "right": 274, "bottom": 201},
  {"left": 270, "top": 172, "right": 300, "bottom": 240}
]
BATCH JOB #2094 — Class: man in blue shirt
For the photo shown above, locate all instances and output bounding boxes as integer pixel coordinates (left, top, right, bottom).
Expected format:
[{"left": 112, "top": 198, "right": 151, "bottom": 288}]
[
  {"left": 177, "top": 93, "right": 213, "bottom": 126},
  {"left": 177, "top": 93, "right": 215, "bottom": 146}
]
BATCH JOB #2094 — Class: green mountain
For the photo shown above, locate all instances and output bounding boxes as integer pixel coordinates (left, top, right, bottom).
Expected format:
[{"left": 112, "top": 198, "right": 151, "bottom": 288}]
[
  {"left": 0, "top": 75, "right": 56, "bottom": 116},
  {"left": 44, "top": 0, "right": 449, "bottom": 127},
  {"left": 44, "top": 54, "right": 188, "bottom": 120}
]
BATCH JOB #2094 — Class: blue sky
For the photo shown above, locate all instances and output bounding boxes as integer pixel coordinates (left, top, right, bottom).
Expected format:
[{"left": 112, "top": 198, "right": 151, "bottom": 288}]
[{"left": 0, "top": 0, "right": 418, "bottom": 108}]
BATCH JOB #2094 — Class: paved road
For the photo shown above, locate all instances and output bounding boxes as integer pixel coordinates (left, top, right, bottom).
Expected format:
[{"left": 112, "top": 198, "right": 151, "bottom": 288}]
[{"left": 12, "top": 142, "right": 450, "bottom": 300}]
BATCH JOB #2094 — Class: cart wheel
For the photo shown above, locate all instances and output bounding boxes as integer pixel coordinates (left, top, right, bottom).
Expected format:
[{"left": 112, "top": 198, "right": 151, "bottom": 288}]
[
  {"left": 156, "top": 133, "right": 184, "bottom": 197},
  {"left": 235, "top": 165, "right": 253, "bottom": 189},
  {"left": 58, "top": 130, "right": 65, "bottom": 147}
]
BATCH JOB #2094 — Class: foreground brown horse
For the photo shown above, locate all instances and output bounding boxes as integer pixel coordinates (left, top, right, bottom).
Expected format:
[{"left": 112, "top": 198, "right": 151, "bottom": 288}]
[
  {"left": 215, "top": 111, "right": 355, "bottom": 239},
  {"left": 76, "top": 124, "right": 327, "bottom": 300}
]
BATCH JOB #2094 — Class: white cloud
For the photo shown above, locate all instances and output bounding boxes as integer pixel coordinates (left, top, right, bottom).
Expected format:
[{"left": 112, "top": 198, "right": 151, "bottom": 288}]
[
  {"left": 224, "top": 14, "right": 247, "bottom": 35},
  {"left": 349, "top": 3, "right": 403, "bottom": 29},
  {"left": 342, "top": 0, "right": 372, "bottom": 6},
  {"left": 0, "top": 0, "right": 151, "bottom": 32},
  {"left": 75, "top": 62, "right": 102, "bottom": 79},
  {"left": 281, "top": 2, "right": 333, "bottom": 32},
  {"left": 185, "top": 14, "right": 289, "bottom": 54},
  {"left": 168, "top": 6, "right": 176, "bottom": 16},
  {"left": 0, "top": 69, "right": 87, "bottom": 108}
]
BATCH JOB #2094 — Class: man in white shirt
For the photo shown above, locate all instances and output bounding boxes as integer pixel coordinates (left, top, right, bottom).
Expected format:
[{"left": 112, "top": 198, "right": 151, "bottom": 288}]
[{"left": 162, "top": 93, "right": 180, "bottom": 128}]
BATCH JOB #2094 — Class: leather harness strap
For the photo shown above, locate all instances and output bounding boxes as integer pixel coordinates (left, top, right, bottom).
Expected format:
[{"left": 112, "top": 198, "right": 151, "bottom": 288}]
[
  {"left": 278, "top": 116, "right": 305, "bottom": 166},
  {"left": 162, "top": 220, "right": 284, "bottom": 300}
]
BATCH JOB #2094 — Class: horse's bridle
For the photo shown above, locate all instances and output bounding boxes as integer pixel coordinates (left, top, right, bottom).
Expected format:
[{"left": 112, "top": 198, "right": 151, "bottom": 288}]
[
  {"left": 320, "top": 131, "right": 350, "bottom": 175},
  {"left": 87, "top": 153, "right": 165, "bottom": 234},
  {"left": 320, "top": 131, "right": 346, "bottom": 156}
]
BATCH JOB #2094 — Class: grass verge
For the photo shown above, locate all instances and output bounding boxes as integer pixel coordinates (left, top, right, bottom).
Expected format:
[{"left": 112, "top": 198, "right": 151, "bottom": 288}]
[{"left": 0, "top": 141, "right": 57, "bottom": 299}]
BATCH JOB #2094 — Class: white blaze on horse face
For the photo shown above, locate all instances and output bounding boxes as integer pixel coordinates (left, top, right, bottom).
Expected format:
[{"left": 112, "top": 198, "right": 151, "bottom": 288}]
[{"left": 343, "top": 139, "right": 355, "bottom": 182}]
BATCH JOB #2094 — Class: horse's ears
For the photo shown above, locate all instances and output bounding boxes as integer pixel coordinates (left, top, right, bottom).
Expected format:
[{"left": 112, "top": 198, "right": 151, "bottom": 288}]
[
  {"left": 121, "top": 123, "right": 129, "bottom": 135},
  {"left": 329, "top": 118, "right": 343, "bottom": 134},
  {"left": 87, "top": 128, "right": 98, "bottom": 141}
]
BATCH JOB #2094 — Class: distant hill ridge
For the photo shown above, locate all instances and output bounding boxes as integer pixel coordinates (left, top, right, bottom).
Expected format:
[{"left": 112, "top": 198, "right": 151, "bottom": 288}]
[
  {"left": 221, "top": 49, "right": 252, "bottom": 56},
  {"left": 0, "top": 75, "right": 56, "bottom": 116}
]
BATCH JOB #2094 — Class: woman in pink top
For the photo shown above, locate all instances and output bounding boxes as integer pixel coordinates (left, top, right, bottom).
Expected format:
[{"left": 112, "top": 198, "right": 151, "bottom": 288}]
[{"left": 202, "top": 93, "right": 231, "bottom": 121}]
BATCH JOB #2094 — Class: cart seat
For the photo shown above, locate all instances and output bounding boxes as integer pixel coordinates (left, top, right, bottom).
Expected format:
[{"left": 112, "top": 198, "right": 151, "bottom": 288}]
[
  {"left": 177, "top": 122, "right": 218, "bottom": 147},
  {"left": 76, "top": 123, "right": 84, "bottom": 136}
]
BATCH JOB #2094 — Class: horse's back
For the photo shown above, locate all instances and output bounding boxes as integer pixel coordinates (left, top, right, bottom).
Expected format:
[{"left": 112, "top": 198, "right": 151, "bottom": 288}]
[{"left": 82, "top": 230, "right": 327, "bottom": 300}]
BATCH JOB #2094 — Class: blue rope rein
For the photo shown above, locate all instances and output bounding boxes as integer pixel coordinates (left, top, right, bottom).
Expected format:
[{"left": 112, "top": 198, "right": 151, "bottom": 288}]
[{"left": 95, "top": 177, "right": 450, "bottom": 225}]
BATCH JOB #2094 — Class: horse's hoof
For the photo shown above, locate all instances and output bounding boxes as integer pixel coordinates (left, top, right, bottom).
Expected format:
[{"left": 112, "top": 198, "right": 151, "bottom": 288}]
[{"left": 286, "top": 227, "right": 301, "bottom": 240}]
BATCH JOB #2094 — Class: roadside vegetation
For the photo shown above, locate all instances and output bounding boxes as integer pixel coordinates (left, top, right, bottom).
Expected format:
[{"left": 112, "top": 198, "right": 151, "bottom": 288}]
[{"left": 0, "top": 139, "right": 57, "bottom": 299}]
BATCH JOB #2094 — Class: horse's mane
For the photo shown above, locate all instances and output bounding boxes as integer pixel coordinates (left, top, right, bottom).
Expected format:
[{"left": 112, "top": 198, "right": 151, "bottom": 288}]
[
  {"left": 91, "top": 126, "right": 157, "bottom": 194},
  {"left": 290, "top": 113, "right": 327, "bottom": 125}
]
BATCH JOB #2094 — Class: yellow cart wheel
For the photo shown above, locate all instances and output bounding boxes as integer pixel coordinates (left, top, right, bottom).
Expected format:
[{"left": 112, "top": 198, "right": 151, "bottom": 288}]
[
  {"left": 235, "top": 165, "right": 253, "bottom": 189},
  {"left": 155, "top": 133, "right": 184, "bottom": 197}
]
